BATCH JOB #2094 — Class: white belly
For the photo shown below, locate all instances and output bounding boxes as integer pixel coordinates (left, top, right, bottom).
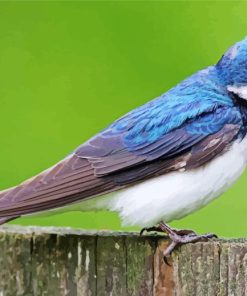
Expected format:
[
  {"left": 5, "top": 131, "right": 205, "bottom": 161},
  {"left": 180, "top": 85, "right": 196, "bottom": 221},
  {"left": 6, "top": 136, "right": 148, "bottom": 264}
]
[{"left": 99, "top": 136, "right": 247, "bottom": 226}]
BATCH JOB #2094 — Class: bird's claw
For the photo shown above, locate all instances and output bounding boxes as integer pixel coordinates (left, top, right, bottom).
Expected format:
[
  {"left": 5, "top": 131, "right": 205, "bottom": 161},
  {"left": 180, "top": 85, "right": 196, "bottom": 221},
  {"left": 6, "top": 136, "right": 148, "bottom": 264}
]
[{"left": 140, "top": 222, "right": 218, "bottom": 265}]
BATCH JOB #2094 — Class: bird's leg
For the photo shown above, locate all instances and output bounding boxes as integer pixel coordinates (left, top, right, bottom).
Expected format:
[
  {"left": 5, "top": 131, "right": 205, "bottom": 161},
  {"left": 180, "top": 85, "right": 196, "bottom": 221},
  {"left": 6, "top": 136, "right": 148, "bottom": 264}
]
[
  {"left": 141, "top": 221, "right": 217, "bottom": 264},
  {"left": 159, "top": 222, "right": 197, "bottom": 236}
]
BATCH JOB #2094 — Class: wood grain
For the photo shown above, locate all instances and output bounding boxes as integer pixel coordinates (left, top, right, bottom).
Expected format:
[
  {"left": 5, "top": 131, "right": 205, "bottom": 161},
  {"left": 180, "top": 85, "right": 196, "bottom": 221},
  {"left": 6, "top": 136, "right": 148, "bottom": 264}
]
[{"left": 0, "top": 226, "right": 246, "bottom": 296}]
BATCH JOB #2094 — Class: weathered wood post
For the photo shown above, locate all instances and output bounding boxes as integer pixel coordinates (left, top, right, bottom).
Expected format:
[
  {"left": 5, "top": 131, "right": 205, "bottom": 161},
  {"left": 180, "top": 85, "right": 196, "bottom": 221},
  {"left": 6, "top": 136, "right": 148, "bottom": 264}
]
[{"left": 0, "top": 225, "right": 246, "bottom": 296}]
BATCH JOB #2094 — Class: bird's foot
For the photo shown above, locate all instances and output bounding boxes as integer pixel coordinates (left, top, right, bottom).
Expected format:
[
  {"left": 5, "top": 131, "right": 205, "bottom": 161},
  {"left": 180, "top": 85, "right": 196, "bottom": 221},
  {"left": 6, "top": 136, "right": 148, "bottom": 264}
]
[{"left": 140, "top": 222, "right": 217, "bottom": 265}]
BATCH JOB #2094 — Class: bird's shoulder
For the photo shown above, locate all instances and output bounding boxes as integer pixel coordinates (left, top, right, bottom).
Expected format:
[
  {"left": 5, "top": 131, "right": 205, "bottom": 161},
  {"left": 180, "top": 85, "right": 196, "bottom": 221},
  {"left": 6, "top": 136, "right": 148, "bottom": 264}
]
[{"left": 107, "top": 66, "right": 232, "bottom": 145}]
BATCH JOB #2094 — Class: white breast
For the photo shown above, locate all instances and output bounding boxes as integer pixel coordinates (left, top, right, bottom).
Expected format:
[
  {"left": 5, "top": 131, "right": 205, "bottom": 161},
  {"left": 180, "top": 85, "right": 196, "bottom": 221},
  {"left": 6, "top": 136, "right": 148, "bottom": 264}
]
[{"left": 100, "top": 137, "right": 247, "bottom": 227}]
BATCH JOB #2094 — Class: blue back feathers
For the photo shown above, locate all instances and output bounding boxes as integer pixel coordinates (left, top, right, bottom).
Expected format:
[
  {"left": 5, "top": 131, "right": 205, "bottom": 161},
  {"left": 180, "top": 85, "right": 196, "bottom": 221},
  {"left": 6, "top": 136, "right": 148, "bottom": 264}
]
[{"left": 104, "top": 66, "right": 240, "bottom": 152}]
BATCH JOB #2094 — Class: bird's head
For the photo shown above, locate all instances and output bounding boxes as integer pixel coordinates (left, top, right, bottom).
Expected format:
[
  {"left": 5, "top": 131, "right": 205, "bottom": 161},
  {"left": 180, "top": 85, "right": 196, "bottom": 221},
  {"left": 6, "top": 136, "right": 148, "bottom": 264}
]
[{"left": 216, "top": 37, "right": 247, "bottom": 94}]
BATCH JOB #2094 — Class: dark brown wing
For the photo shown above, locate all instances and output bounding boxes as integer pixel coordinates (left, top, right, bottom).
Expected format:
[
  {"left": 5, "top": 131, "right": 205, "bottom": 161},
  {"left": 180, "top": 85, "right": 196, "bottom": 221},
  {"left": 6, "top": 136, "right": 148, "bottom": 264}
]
[
  {"left": 0, "top": 123, "right": 240, "bottom": 221},
  {"left": 0, "top": 155, "right": 120, "bottom": 218}
]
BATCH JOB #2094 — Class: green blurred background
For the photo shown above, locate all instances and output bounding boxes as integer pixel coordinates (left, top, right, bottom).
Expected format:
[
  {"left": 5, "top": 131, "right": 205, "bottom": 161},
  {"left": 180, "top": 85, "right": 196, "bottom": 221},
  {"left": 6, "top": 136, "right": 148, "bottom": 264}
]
[{"left": 0, "top": 1, "right": 247, "bottom": 237}]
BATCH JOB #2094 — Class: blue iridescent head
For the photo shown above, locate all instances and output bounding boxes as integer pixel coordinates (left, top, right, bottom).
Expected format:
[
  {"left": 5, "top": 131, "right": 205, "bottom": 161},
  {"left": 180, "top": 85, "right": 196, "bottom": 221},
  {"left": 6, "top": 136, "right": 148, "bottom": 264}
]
[{"left": 216, "top": 36, "right": 247, "bottom": 86}]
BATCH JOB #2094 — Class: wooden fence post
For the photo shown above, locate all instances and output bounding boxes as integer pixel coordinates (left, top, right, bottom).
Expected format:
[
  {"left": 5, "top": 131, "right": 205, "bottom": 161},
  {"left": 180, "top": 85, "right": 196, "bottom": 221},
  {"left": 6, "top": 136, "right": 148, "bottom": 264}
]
[{"left": 0, "top": 225, "right": 246, "bottom": 296}]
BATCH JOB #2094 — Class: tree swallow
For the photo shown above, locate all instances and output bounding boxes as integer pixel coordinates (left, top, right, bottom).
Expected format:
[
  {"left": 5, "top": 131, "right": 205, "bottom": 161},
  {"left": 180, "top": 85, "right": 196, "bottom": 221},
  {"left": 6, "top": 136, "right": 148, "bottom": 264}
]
[{"left": 1, "top": 37, "right": 247, "bottom": 259}]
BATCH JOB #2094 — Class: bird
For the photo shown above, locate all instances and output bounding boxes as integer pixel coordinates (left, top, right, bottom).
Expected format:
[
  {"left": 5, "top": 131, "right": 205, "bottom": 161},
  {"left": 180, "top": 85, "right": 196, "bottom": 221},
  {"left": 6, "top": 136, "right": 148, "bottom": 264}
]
[{"left": 1, "top": 36, "right": 247, "bottom": 260}]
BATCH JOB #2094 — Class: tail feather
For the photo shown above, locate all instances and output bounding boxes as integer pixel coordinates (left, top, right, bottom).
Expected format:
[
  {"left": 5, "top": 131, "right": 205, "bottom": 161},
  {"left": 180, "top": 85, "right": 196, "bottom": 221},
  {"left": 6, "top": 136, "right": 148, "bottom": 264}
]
[
  {"left": 0, "top": 154, "right": 119, "bottom": 219},
  {"left": 0, "top": 216, "right": 18, "bottom": 225},
  {"left": 0, "top": 187, "right": 19, "bottom": 224}
]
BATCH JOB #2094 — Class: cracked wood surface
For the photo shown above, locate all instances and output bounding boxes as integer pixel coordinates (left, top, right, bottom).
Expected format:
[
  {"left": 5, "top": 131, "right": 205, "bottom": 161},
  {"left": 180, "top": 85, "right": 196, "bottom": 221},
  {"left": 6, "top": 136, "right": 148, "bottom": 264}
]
[{"left": 0, "top": 225, "right": 246, "bottom": 296}]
